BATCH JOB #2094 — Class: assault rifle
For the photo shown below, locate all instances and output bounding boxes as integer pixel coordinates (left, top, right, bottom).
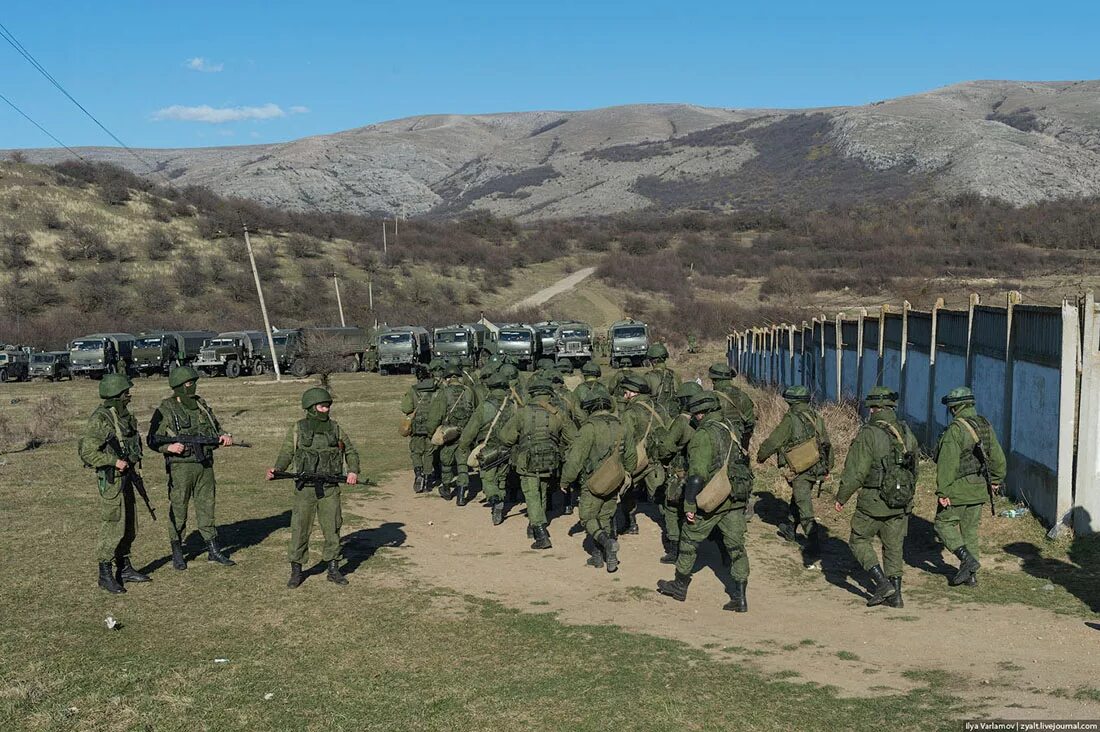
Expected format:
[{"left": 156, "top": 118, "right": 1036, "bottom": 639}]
[
  {"left": 148, "top": 434, "right": 251, "bottom": 464},
  {"left": 975, "top": 441, "right": 995, "bottom": 517},
  {"left": 271, "top": 470, "right": 348, "bottom": 499},
  {"left": 100, "top": 436, "right": 156, "bottom": 521}
]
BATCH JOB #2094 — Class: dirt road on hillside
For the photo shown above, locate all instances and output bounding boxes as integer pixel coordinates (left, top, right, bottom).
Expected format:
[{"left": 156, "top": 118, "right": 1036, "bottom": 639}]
[
  {"left": 512, "top": 267, "right": 596, "bottom": 310},
  {"left": 347, "top": 473, "right": 1099, "bottom": 719}
]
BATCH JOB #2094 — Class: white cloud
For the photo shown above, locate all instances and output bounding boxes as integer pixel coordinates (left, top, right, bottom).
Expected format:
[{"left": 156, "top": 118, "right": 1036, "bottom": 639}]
[
  {"left": 186, "top": 57, "right": 224, "bottom": 73},
  {"left": 289, "top": 105, "right": 310, "bottom": 114},
  {"left": 152, "top": 103, "right": 289, "bottom": 123}
]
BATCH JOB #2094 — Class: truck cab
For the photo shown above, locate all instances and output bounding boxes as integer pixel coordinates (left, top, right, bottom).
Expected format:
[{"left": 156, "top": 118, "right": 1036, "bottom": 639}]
[
  {"left": 69, "top": 333, "right": 135, "bottom": 378},
  {"left": 609, "top": 320, "right": 649, "bottom": 368},
  {"left": 193, "top": 331, "right": 266, "bottom": 378},
  {"left": 496, "top": 325, "right": 541, "bottom": 371},
  {"left": 555, "top": 321, "right": 594, "bottom": 367}
]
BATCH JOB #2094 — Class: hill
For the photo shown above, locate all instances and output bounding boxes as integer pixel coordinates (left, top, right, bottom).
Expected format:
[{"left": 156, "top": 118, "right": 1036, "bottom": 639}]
[{"left": 10, "top": 80, "right": 1100, "bottom": 220}]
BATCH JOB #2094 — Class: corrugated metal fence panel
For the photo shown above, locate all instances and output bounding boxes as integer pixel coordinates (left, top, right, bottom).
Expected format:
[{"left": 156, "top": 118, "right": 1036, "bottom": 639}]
[
  {"left": 937, "top": 310, "right": 969, "bottom": 355},
  {"left": 1013, "top": 306, "right": 1062, "bottom": 368},
  {"left": 971, "top": 306, "right": 1007, "bottom": 358}
]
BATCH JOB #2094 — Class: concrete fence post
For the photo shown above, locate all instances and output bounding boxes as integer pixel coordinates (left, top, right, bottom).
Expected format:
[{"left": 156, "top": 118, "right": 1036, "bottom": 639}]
[
  {"left": 927, "top": 298, "right": 944, "bottom": 445},
  {"left": 1075, "top": 293, "right": 1100, "bottom": 535},
  {"left": 1003, "top": 291, "right": 1022, "bottom": 492},
  {"left": 1057, "top": 298, "right": 1080, "bottom": 530},
  {"left": 966, "top": 293, "right": 980, "bottom": 383},
  {"left": 835, "top": 312, "right": 844, "bottom": 401}
]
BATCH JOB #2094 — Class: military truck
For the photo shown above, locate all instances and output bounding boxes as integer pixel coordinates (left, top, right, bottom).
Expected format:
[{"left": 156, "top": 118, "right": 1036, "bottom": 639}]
[
  {"left": 28, "top": 351, "right": 71, "bottom": 381},
  {"left": 269, "top": 325, "right": 369, "bottom": 376},
  {"left": 376, "top": 326, "right": 431, "bottom": 375},
  {"left": 0, "top": 346, "right": 31, "bottom": 382},
  {"left": 432, "top": 323, "right": 490, "bottom": 366},
  {"left": 69, "top": 333, "right": 135, "bottom": 378},
  {"left": 534, "top": 321, "right": 562, "bottom": 358},
  {"left": 497, "top": 324, "right": 542, "bottom": 371},
  {"left": 192, "top": 331, "right": 267, "bottom": 378},
  {"left": 132, "top": 331, "right": 215, "bottom": 377},
  {"left": 554, "top": 321, "right": 594, "bottom": 367},
  {"left": 609, "top": 319, "right": 649, "bottom": 368}
]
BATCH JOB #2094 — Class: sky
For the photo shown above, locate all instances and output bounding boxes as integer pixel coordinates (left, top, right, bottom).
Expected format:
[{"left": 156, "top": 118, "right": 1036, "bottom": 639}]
[{"left": 1, "top": 0, "right": 1099, "bottom": 150}]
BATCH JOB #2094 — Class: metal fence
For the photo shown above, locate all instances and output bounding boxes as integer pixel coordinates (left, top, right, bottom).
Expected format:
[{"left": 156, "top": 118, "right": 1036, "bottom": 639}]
[{"left": 728, "top": 294, "right": 1093, "bottom": 534}]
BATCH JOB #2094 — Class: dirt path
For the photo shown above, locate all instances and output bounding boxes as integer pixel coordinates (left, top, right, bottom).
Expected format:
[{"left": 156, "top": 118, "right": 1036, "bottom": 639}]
[
  {"left": 512, "top": 266, "right": 596, "bottom": 310},
  {"left": 348, "top": 473, "right": 1100, "bottom": 719}
]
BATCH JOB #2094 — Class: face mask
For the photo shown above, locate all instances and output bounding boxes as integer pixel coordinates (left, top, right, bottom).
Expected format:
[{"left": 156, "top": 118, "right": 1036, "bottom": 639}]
[
  {"left": 690, "top": 413, "right": 704, "bottom": 428},
  {"left": 309, "top": 406, "right": 331, "bottom": 422}
]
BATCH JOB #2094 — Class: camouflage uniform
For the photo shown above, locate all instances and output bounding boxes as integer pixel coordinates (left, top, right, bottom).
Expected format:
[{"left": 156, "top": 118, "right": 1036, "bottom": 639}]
[
  {"left": 655, "top": 381, "right": 703, "bottom": 563},
  {"left": 643, "top": 343, "right": 681, "bottom": 413},
  {"left": 709, "top": 362, "right": 756, "bottom": 449},
  {"left": 618, "top": 373, "right": 669, "bottom": 535},
  {"left": 401, "top": 373, "right": 440, "bottom": 493},
  {"left": 424, "top": 366, "right": 477, "bottom": 499},
  {"left": 456, "top": 373, "right": 518, "bottom": 524}
]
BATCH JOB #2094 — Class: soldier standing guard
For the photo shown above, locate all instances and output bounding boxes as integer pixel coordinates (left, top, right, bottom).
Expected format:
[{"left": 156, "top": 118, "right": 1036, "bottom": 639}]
[
  {"left": 79, "top": 374, "right": 151, "bottom": 593},
  {"left": 147, "top": 366, "right": 236, "bottom": 570},
  {"left": 267, "top": 387, "right": 360, "bottom": 588}
]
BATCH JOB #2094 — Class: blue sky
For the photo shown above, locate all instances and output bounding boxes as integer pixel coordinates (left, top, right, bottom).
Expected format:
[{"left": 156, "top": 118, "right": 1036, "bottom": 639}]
[{"left": 2, "top": 0, "right": 1098, "bottom": 150}]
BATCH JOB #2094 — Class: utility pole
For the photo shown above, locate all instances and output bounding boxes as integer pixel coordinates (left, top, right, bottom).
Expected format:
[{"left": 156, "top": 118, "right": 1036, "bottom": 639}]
[
  {"left": 241, "top": 220, "right": 281, "bottom": 381},
  {"left": 333, "top": 273, "right": 346, "bottom": 327},
  {"left": 382, "top": 221, "right": 387, "bottom": 257},
  {"left": 368, "top": 278, "right": 374, "bottom": 311}
]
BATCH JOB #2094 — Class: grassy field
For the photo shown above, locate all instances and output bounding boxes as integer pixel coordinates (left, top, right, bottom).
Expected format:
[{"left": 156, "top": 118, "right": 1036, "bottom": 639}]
[{"left": 0, "top": 369, "right": 1096, "bottom": 730}]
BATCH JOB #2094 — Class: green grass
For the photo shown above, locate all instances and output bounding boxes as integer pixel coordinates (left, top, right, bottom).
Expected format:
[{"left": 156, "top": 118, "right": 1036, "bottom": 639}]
[{"left": 836, "top": 651, "right": 860, "bottom": 662}]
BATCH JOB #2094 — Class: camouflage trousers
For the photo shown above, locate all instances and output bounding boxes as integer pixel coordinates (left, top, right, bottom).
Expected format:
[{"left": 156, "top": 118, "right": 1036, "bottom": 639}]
[
  {"left": 409, "top": 435, "right": 436, "bottom": 477},
  {"left": 676, "top": 507, "right": 749, "bottom": 582},
  {"left": 479, "top": 465, "right": 507, "bottom": 502},
  {"left": 849, "top": 510, "right": 908, "bottom": 578},
  {"left": 519, "top": 473, "right": 553, "bottom": 527},
  {"left": 788, "top": 474, "right": 820, "bottom": 531},
  {"left": 579, "top": 487, "right": 619, "bottom": 539},
  {"left": 934, "top": 502, "right": 983, "bottom": 559},
  {"left": 97, "top": 473, "right": 137, "bottom": 563},
  {"left": 166, "top": 461, "right": 218, "bottom": 543},
  {"left": 288, "top": 483, "right": 343, "bottom": 563}
]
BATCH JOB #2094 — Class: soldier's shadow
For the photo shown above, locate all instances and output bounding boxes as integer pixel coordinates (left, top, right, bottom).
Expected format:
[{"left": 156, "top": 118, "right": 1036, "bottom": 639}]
[
  {"left": 904, "top": 513, "right": 955, "bottom": 580},
  {"left": 141, "top": 510, "right": 292, "bottom": 574},
  {"left": 338, "top": 522, "right": 408, "bottom": 576}
]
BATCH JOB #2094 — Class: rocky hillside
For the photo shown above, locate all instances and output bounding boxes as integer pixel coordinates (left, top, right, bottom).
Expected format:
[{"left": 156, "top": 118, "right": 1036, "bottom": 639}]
[{"left": 11, "top": 80, "right": 1100, "bottom": 220}]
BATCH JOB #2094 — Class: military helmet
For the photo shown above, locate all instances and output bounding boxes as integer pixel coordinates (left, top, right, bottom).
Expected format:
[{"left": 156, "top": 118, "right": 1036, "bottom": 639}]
[
  {"left": 549, "top": 371, "right": 565, "bottom": 385},
  {"left": 168, "top": 365, "right": 200, "bottom": 389},
  {"left": 536, "top": 357, "right": 556, "bottom": 371},
  {"left": 783, "top": 385, "right": 811, "bottom": 403},
  {"left": 499, "top": 364, "right": 520, "bottom": 382},
  {"left": 580, "top": 361, "right": 602, "bottom": 377},
  {"left": 485, "top": 371, "right": 511, "bottom": 389},
  {"left": 620, "top": 373, "right": 651, "bottom": 395},
  {"left": 528, "top": 377, "right": 555, "bottom": 396},
  {"left": 675, "top": 381, "right": 703, "bottom": 400},
  {"left": 707, "top": 362, "right": 734, "bottom": 380},
  {"left": 941, "top": 386, "right": 976, "bottom": 407},
  {"left": 302, "top": 387, "right": 332, "bottom": 409},
  {"left": 555, "top": 360, "right": 574, "bottom": 375},
  {"left": 864, "top": 386, "right": 899, "bottom": 407},
  {"left": 647, "top": 343, "right": 669, "bottom": 361},
  {"left": 581, "top": 394, "right": 613, "bottom": 413},
  {"left": 444, "top": 364, "right": 464, "bottom": 378},
  {"left": 686, "top": 391, "right": 722, "bottom": 415},
  {"left": 99, "top": 373, "right": 133, "bottom": 399},
  {"left": 414, "top": 377, "right": 438, "bottom": 392},
  {"left": 428, "top": 358, "right": 445, "bottom": 375}
]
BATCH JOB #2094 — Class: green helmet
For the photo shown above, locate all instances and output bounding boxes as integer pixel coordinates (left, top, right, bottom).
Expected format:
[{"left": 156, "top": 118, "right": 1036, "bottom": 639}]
[
  {"left": 708, "top": 362, "right": 734, "bottom": 380},
  {"left": 99, "top": 373, "right": 133, "bottom": 399},
  {"left": 864, "top": 386, "right": 899, "bottom": 408},
  {"left": 428, "top": 358, "right": 445, "bottom": 375},
  {"left": 580, "top": 361, "right": 602, "bottom": 377},
  {"left": 783, "top": 385, "right": 811, "bottom": 403},
  {"left": 499, "top": 364, "right": 520, "bottom": 383},
  {"left": 555, "top": 361, "right": 574, "bottom": 375},
  {"left": 168, "top": 365, "right": 200, "bottom": 389},
  {"left": 414, "top": 377, "right": 438, "bottom": 392},
  {"left": 528, "top": 377, "right": 555, "bottom": 396},
  {"left": 444, "top": 364, "right": 464, "bottom": 378},
  {"left": 686, "top": 391, "right": 721, "bottom": 415},
  {"left": 941, "top": 386, "right": 975, "bottom": 407},
  {"left": 620, "top": 374, "right": 650, "bottom": 394},
  {"left": 581, "top": 394, "right": 613, "bottom": 413},
  {"left": 647, "top": 343, "right": 669, "bottom": 361},
  {"left": 485, "top": 372, "right": 511, "bottom": 389},
  {"left": 549, "top": 371, "right": 565, "bottom": 385},
  {"left": 675, "top": 381, "right": 703, "bottom": 400},
  {"left": 302, "top": 387, "right": 332, "bottom": 410},
  {"left": 536, "top": 358, "right": 556, "bottom": 371}
]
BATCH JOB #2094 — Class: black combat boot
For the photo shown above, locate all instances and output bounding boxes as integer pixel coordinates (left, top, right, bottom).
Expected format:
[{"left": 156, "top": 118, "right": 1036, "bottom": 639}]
[
  {"left": 412, "top": 468, "right": 424, "bottom": 493},
  {"left": 625, "top": 510, "right": 639, "bottom": 535},
  {"left": 531, "top": 524, "right": 552, "bottom": 550},
  {"left": 490, "top": 498, "right": 505, "bottom": 526},
  {"left": 118, "top": 557, "right": 151, "bottom": 583},
  {"left": 950, "top": 547, "right": 981, "bottom": 586},
  {"left": 326, "top": 559, "right": 348, "bottom": 585},
  {"left": 98, "top": 562, "right": 125, "bottom": 594},
  {"left": 170, "top": 540, "right": 187, "bottom": 570},
  {"left": 723, "top": 580, "right": 748, "bottom": 612},
  {"left": 777, "top": 522, "right": 798, "bottom": 543},
  {"left": 421, "top": 475, "right": 437, "bottom": 495},
  {"left": 287, "top": 562, "right": 304, "bottom": 589},
  {"left": 659, "top": 546, "right": 678, "bottom": 564},
  {"left": 526, "top": 523, "right": 535, "bottom": 539},
  {"left": 656, "top": 572, "right": 692, "bottom": 601},
  {"left": 866, "top": 565, "right": 897, "bottom": 607},
  {"left": 455, "top": 482, "right": 468, "bottom": 507},
  {"left": 802, "top": 521, "right": 822, "bottom": 563},
  {"left": 585, "top": 540, "right": 605, "bottom": 569},
  {"left": 206, "top": 539, "right": 236, "bottom": 566},
  {"left": 886, "top": 576, "right": 903, "bottom": 608},
  {"left": 596, "top": 531, "right": 619, "bottom": 573},
  {"left": 437, "top": 478, "right": 453, "bottom": 500}
]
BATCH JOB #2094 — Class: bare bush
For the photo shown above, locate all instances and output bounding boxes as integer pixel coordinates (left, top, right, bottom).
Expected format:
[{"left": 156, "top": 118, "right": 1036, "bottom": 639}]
[
  {"left": 286, "top": 234, "right": 322, "bottom": 259},
  {"left": 1, "top": 232, "right": 34, "bottom": 270},
  {"left": 145, "top": 227, "right": 179, "bottom": 261},
  {"left": 58, "top": 225, "right": 114, "bottom": 262},
  {"left": 0, "top": 395, "right": 75, "bottom": 453}
]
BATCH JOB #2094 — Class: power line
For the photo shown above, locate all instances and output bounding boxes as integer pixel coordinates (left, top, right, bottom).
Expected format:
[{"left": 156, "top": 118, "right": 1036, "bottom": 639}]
[
  {"left": 0, "top": 19, "right": 169, "bottom": 183},
  {"left": 0, "top": 90, "right": 86, "bottom": 160}
]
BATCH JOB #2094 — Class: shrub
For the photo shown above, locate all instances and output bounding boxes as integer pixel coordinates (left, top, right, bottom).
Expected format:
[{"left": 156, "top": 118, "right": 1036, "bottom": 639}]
[
  {"left": 286, "top": 234, "right": 322, "bottom": 259},
  {"left": 1, "top": 232, "right": 33, "bottom": 270},
  {"left": 57, "top": 225, "right": 114, "bottom": 262}
]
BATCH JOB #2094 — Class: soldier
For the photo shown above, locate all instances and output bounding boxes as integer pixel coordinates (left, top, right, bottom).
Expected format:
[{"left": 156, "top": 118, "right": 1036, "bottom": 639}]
[
  {"left": 547, "top": 369, "right": 580, "bottom": 514},
  {"left": 934, "top": 387, "right": 1007, "bottom": 587},
  {"left": 266, "top": 387, "right": 360, "bottom": 588},
  {"left": 456, "top": 371, "right": 518, "bottom": 525},
  {"left": 400, "top": 366, "right": 439, "bottom": 493},
  {"left": 656, "top": 391, "right": 754, "bottom": 612},
  {"left": 555, "top": 360, "right": 575, "bottom": 379},
  {"left": 655, "top": 381, "right": 703, "bottom": 564},
  {"left": 756, "top": 385, "right": 833, "bottom": 562},
  {"left": 148, "top": 366, "right": 236, "bottom": 570},
  {"left": 573, "top": 362, "right": 612, "bottom": 417},
  {"left": 425, "top": 364, "right": 478, "bottom": 503},
  {"left": 499, "top": 377, "right": 576, "bottom": 549},
  {"left": 708, "top": 362, "right": 755, "bottom": 450},
  {"left": 643, "top": 343, "right": 680, "bottom": 412},
  {"left": 78, "top": 374, "right": 150, "bottom": 593},
  {"left": 561, "top": 394, "right": 637, "bottom": 572},
  {"left": 833, "top": 386, "right": 919, "bottom": 607},
  {"left": 618, "top": 373, "right": 668, "bottom": 535},
  {"left": 428, "top": 358, "right": 445, "bottom": 383}
]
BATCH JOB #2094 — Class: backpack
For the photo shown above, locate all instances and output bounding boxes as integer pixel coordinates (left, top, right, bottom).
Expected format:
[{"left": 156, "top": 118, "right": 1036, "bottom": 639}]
[
  {"left": 782, "top": 411, "right": 823, "bottom": 474},
  {"left": 872, "top": 421, "right": 917, "bottom": 509},
  {"left": 520, "top": 404, "right": 560, "bottom": 475}
]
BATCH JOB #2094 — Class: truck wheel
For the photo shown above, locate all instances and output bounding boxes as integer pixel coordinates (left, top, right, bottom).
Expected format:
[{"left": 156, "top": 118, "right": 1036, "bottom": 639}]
[
  {"left": 253, "top": 361, "right": 266, "bottom": 376},
  {"left": 290, "top": 360, "right": 308, "bottom": 377},
  {"left": 379, "top": 366, "right": 389, "bottom": 376},
  {"left": 343, "top": 356, "right": 359, "bottom": 373},
  {"left": 0, "top": 368, "right": 6, "bottom": 383},
  {"left": 225, "top": 360, "right": 242, "bottom": 378}
]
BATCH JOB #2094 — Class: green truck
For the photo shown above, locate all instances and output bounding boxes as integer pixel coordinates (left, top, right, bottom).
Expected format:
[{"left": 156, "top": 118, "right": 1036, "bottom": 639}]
[
  {"left": 609, "top": 319, "right": 649, "bottom": 368},
  {"left": 377, "top": 326, "right": 431, "bottom": 375},
  {"left": 28, "top": 351, "right": 71, "bottom": 381},
  {"left": 269, "top": 326, "right": 370, "bottom": 376},
  {"left": 132, "top": 331, "right": 216, "bottom": 377},
  {"left": 0, "top": 346, "right": 31, "bottom": 382},
  {"left": 69, "top": 333, "right": 135, "bottom": 378},
  {"left": 192, "top": 331, "right": 268, "bottom": 378},
  {"left": 432, "top": 323, "right": 490, "bottom": 366},
  {"left": 496, "top": 324, "right": 542, "bottom": 371},
  {"left": 553, "top": 321, "right": 594, "bottom": 367}
]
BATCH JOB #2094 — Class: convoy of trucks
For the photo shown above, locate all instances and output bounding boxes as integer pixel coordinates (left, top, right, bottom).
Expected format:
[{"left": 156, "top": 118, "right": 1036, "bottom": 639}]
[
  {"left": 377, "top": 326, "right": 431, "bottom": 375},
  {"left": 432, "top": 323, "right": 490, "bottom": 366},
  {"left": 131, "top": 331, "right": 216, "bottom": 377}
]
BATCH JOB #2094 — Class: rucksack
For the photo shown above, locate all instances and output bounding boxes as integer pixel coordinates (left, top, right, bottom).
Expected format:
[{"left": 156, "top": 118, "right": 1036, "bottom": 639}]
[
  {"left": 872, "top": 421, "right": 918, "bottom": 509},
  {"left": 521, "top": 405, "right": 560, "bottom": 474}
]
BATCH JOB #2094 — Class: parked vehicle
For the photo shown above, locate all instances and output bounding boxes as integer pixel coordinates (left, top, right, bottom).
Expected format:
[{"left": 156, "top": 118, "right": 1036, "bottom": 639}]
[
  {"left": 554, "top": 321, "right": 594, "bottom": 366},
  {"left": 192, "top": 331, "right": 267, "bottom": 378},
  {"left": 534, "top": 321, "right": 562, "bottom": 358},
  {"left": 609, "top": 319, "right": 649, "bottom": 368},
  {"left": 269, "top": 326, "right": 370, "bottom": 376},
  {"left": 432, "top": 323, "right": 490, "bottom": 366},
  {"left": 376, "top": 326, "right": 431, "bottom": 375},
  {"left": 496, "top": 324, "right": 542, "bottom": 371},
  {"left": 132, "top": 331, "right": 216, "bottom": 376},
  {"left": 69, "top": 333, "right": 135, "bottom": 378},
  {"left": 28, "top": 351, "right": 72, "bottom": 381},
  {"left": 0, "top": 347, "right": 31, "bottom": 382}
]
